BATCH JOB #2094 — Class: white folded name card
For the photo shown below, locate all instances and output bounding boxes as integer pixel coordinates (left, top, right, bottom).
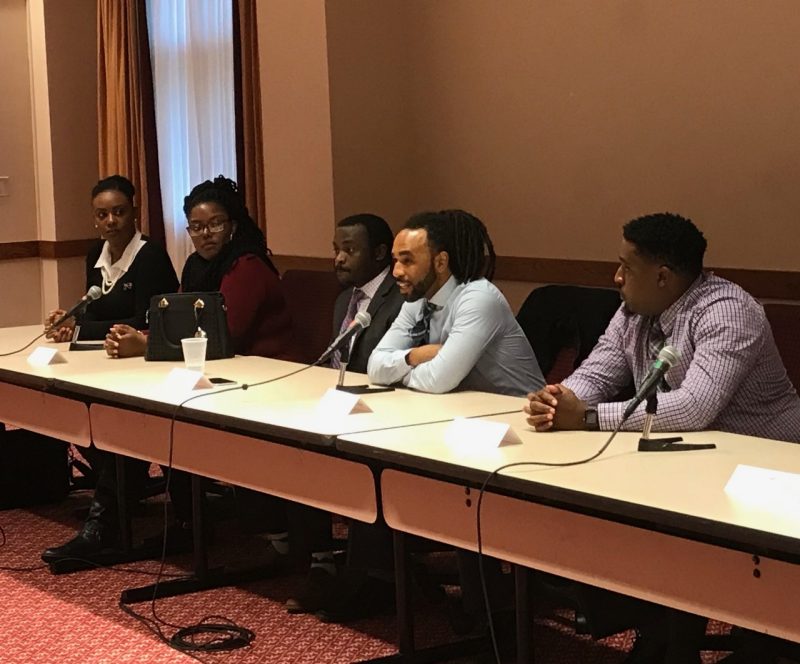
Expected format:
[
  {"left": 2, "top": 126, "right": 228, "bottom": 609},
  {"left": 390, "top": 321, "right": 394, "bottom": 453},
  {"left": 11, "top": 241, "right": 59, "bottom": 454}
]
[
  {"left": 163, "top": 368, "right": 213, "bottom": 392},
  {"left": 445, "top": 417, "right": 522, "bottom": 450},
  {"left": 27, "top": 346, "right": 67, "bottom": 366},
  {"left": 724, "top": 464, "right": 800, "bottom": 510},
  {"left": 315, "top": 387, "right": 372, "bottom": 418}
]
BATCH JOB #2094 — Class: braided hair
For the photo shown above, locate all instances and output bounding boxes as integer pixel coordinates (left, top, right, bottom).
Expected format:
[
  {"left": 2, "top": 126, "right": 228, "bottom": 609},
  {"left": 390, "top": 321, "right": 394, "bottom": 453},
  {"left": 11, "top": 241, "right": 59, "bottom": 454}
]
[
  {"left": 404, "top": 209, "right": 495, "bottom": 282},
  {"left": 180, "top": 175, "right": 277, "bottom": 292}
]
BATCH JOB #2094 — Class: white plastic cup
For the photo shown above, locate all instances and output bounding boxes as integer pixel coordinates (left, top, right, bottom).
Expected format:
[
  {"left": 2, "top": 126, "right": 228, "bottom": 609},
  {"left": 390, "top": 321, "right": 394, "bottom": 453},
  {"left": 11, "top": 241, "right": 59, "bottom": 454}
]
[{"left": 181, "top": 337, "right": 208, "bottom": 373}]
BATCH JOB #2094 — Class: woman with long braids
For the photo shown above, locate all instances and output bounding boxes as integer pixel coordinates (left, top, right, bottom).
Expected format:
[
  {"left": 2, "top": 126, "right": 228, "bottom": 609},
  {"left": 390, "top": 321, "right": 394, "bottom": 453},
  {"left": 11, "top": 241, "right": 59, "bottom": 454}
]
[{"left": 105, "top": 175, "right": 296, "bottom": 359}]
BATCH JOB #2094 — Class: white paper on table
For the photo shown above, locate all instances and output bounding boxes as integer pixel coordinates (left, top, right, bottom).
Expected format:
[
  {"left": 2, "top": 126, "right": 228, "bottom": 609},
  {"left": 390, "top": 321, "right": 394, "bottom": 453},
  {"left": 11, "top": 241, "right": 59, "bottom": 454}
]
[
  {"left": 27, "top": 346, "right": 67, "bottom": 366},
  {"left": 444, "top": 417, "right": 522, "bottom": 451},
  {"left": 162, "top": 368, "right": 213, "bottom": 393},
  {"left": 725, "top": 464, "right": 800, "bottom": 512},
  {"left": 315, "top": 387, "right": 372, "bottom": 418}
]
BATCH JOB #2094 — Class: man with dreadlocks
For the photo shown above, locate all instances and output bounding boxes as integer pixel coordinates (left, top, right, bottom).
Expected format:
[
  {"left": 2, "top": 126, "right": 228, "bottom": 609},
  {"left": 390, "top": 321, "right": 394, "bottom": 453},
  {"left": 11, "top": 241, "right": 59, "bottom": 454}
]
[
  {"left": 368, "top": 209, "right": 544, "bottom": 395},
  {"left": 336, "top": 210, "right": 545, "bottom": 629}
]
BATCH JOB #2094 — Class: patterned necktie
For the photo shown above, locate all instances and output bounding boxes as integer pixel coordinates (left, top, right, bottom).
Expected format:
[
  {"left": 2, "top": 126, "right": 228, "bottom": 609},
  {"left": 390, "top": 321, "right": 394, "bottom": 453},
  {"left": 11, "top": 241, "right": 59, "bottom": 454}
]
[
  {"left": 648, "top": 317, "right": 670, "bottom": 392},
  {"left": 331, "top": 288, "right": 365, "bottom": 368},
  {"left": 409, "top": 301, "right": 438, "bottom": 347}
]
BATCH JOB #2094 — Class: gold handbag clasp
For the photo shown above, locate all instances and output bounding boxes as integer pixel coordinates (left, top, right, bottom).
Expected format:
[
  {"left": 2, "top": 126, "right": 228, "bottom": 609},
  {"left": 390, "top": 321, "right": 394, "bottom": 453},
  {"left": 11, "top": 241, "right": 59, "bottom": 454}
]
[{"left": 193, "top": 298, "right": 207, "bottom": 338}]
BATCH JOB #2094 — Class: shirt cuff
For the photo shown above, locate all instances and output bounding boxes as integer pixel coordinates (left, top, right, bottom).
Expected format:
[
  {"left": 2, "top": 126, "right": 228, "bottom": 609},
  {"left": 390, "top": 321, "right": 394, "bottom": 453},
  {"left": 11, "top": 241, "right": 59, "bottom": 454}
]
[
  {"left": 384, "top": 349, "right": 413, "bottom": 383},
  {"left": 597, "top": 401, "right": 627, "bottom": 431}
]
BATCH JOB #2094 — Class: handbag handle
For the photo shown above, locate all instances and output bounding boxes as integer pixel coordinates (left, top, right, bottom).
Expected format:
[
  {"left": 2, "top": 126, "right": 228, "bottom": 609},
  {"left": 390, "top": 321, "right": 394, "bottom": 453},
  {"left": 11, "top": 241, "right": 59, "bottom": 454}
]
[
  {"left": 192, "top": 298, "right": 208, "bottom": 338},
  {"left": 151, "top": 296, "right": 208, "bottom": 350}
]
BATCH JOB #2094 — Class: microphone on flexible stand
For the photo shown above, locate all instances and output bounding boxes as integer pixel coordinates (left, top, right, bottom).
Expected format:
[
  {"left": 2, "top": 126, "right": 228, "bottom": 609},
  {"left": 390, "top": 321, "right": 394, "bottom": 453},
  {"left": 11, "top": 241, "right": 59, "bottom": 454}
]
[
  {"left": 315, "top": 311, "right": 372, "bottom": 366},
  {"left": 49, "top": 285, "right": 103, "bottom": 330},
  {"left": 335, "top": 335, "right": 358, "bottom": 388},
  {"left": 316, "top": 311, "right": 395, "bottom": 395},
  {"left": 1, "top": 286, "right": 103, "bottom": 357},
  {"left": 630, "top": 346, "right": 716, "bottom": 452},
  {"left": 623, "top": 345, "right": 681, "bottom": 420}
]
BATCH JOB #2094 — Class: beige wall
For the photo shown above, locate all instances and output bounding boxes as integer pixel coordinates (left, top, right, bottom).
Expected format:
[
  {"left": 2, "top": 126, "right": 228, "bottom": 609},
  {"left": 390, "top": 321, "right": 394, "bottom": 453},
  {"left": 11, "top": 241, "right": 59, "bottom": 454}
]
[
  {"left": 0, "top": 0, "right": 96, "bottom": 327},
  {"left": 4, "top": 1, "right": 799, "bottom": 329},
  {"left": 0, "top": 0, "right": 42, "bottom": 325},
  {"left": 325, "top": 0, "right": 415, "bottom": 229},
  {"left": 0, "top": 0, "right": 38, "bottom": 245},
  {"left": 257, "top": 0, "right": 335, "bottom": 257},
  {"left": 43, "top": 0, "right": 99, "bottom": 243},
  {"left": 324, "top": 1, "right": 800, "bottom": 272}
]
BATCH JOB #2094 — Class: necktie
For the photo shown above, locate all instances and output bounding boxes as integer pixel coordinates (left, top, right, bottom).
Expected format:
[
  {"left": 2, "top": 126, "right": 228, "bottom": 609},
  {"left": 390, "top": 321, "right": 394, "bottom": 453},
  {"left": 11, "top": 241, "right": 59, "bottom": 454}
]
[
  {"left": 648, "top": 317, "right": 671, "bottom": 392},
  {"left": 409, "top": 301, "right": 438, "bottom": 347},
  {"left": 331, "top": 289, "right": 365, "bottom": 368}
]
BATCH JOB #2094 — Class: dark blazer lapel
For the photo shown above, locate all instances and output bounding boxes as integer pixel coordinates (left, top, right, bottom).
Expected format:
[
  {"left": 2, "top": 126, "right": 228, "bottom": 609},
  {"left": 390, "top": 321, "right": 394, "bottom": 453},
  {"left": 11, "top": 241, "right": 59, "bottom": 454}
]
[
  {"left": 366, "top": 271, "right": 396, "bottom": 318},
  {"left": 332, "top": 286, "right": 353, "bottom": 337}
]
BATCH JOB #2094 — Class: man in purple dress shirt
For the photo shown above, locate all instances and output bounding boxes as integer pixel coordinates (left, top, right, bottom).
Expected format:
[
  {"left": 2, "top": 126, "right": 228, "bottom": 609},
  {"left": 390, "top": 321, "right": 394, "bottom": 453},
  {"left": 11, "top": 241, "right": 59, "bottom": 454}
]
[
  {"left": 525, "top": 212, "right": 800, "bottom": 442},
  {"left": 525, "top": 213, "right": 800, "bottom": 663}
]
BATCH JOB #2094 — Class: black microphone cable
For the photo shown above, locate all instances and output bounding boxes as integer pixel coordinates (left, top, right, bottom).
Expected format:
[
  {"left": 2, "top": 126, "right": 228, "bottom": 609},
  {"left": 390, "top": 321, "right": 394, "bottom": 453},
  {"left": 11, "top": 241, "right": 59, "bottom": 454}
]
[
  {"left": 475, "top": 419, "right": 625, "bottom": 664},
  {"left": 120, "top": 362, "right": 318, "bottom": 656}
]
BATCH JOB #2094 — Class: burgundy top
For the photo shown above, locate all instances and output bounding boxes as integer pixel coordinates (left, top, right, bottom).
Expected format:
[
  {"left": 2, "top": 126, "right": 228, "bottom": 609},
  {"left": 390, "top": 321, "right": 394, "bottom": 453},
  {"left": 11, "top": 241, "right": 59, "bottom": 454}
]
[{"left": 220, "top": 254, "right": 297, "bottom": 361}]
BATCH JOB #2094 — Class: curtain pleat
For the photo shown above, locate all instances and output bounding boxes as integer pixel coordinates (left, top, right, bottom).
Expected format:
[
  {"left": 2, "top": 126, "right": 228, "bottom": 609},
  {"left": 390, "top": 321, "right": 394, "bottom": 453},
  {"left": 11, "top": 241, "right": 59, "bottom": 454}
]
[
  {"left": 233, "top": 0, "right": 267, "bottom": 240},
  {"left": 97, "top": 0, "right": 166, "bottom": 246}
]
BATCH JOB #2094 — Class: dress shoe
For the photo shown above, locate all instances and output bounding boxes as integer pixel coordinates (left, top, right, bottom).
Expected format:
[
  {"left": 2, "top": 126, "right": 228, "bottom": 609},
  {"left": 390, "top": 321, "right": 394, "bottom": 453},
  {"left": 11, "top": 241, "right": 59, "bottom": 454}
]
[
  {"left": 285, "top": 566, "right": 337, "bottom": 614},
  {"left": 315, "top": 571, "right": 395, "bottom": 623},
  {"left": 41, "top": 520, "right": 117, "bottom": 564}
]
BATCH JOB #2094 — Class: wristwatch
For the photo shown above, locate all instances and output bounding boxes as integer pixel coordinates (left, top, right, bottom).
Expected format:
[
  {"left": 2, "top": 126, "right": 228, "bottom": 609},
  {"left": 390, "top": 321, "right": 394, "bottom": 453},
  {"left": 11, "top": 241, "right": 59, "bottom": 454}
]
[{"left": 583, "top": 407, "right": 599, "bottom": 431}]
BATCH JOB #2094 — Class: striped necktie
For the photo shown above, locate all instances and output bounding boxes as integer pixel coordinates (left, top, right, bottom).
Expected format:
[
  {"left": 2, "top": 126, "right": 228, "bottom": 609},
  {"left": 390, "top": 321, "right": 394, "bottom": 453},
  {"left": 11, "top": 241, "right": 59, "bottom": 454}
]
[
  {"left": 409, "top": 301, "right": 438, "bottom": 347},
  {"left": 648, "top": 318, "right": 671, "bottom": 392}
]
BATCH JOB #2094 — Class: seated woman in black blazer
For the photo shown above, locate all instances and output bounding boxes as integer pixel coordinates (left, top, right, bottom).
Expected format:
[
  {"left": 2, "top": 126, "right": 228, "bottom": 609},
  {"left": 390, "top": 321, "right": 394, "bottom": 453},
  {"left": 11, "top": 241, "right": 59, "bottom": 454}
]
[
  {"left": 45, "top": 175, "right": 178, "bottom": 341},
  {"left": 39, "top": 176, "right": 178, "bottom": 566}
]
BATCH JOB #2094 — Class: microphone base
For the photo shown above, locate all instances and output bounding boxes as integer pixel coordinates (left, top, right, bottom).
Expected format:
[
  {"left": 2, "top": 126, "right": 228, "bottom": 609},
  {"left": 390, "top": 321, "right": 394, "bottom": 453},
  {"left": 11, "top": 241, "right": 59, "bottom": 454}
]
[
  {"left": 638, "top": 436, "right": 716, "bottom": 452},
  {"left": 335, "top": 384, "right": 395, "bottom": 395},
  {"left": 69, "top": 342, "right": 105, "bottom": 352}
]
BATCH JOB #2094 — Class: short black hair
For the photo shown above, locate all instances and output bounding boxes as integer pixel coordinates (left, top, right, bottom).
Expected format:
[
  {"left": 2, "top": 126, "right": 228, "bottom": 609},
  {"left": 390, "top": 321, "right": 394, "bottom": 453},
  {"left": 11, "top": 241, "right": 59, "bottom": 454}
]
[
  {"left": 92, "top": 175, "right": 135, "bottom": 203},
  {"left": 623, "top": 212, "right": 707, "bottom": 277},
  {"left": 404, "top": 209, "right": 495, "bottom": 282},
  {"left": 337, "top": 213, "right": 394, "bottom": 265}
]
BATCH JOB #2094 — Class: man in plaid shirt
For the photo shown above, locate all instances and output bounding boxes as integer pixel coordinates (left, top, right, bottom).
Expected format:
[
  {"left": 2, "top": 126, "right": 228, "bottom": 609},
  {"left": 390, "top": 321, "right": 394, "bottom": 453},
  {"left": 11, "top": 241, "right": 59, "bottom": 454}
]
[
  {"left": 525, "top": 212, "right": 800, "bottom": 442},
  {"left": 525, "top": 212, "right": 800, "bottom": 663}
]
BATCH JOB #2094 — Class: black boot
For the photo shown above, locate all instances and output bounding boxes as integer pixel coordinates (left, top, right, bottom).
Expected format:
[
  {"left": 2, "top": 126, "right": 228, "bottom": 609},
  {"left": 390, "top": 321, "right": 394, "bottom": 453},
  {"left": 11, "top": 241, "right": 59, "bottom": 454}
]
[{"left": 41, "top": 495, "right": 118, "bottom": 563}]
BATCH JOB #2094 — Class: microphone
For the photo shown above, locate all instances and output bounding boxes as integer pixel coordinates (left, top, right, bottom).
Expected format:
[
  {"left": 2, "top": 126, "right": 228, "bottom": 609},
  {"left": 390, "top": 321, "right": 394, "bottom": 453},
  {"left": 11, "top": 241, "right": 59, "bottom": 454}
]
[
  {"left": 49, "top": 285, "right": 103, "bottom": 329},
  {"left": 316, "top": 311, "right": 371, "bottom": 365},
  {"left": 623, "top": 345, "right": 681, "bottom": 419}
]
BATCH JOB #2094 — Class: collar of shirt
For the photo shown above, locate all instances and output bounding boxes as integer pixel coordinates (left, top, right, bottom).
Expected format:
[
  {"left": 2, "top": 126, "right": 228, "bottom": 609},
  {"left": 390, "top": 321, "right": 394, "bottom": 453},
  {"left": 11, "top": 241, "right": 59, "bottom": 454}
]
[
  {"left": 94, "top": 231, "right": 146, "bottom": 283},
  {"left": 428, "top": 274, "right": 458, "bottom": 309},
  {"left": 657, "top": 272, "right": 706, "bottom": 338},
  {"left": 357, "top": 265, "right": 390, "bottom": 307}
]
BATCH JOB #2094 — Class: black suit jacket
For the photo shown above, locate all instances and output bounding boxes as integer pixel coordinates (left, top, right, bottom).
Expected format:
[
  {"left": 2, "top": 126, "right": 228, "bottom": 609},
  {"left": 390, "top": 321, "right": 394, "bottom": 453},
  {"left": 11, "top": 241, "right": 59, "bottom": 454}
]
[{"left": 331, "top": 271, "right": 404, "bottom": 374}]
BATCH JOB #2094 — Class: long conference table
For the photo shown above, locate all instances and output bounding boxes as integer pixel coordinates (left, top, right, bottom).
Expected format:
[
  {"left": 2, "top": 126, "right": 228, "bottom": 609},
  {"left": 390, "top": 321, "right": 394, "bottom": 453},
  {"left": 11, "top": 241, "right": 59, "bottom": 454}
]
[{"left": 2, "top": 324, "right": 800, "bottom": 661}]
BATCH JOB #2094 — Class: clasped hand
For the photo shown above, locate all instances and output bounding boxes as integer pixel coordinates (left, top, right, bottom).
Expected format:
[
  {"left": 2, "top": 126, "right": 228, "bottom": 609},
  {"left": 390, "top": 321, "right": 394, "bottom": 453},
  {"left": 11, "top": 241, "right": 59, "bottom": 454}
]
[
  {"left": 524, "top": 383, "right": 587, "bottom": 431},
  {"left": 104, "top": 324, "right": 147, "bottom": 359}
]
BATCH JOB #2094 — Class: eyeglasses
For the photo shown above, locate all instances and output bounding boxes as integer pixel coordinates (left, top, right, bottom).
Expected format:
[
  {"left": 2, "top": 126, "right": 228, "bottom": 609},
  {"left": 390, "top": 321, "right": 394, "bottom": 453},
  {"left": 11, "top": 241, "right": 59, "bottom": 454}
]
[{"left": 186, "top": 220, "right": 229, "bottom": 237}]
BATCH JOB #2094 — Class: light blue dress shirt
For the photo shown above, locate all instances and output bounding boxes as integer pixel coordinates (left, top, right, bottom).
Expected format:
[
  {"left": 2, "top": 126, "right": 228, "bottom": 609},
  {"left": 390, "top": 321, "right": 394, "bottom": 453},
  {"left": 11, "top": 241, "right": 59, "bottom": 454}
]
[{"left": 367, "top": 276, "right": 544, "bottom": 396}]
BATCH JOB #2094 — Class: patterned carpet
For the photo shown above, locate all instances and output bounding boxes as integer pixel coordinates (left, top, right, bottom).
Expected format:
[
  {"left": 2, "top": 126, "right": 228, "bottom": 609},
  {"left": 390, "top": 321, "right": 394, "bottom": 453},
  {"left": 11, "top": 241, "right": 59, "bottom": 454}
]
[{"left": 0, "top": 478, "right": 732, "bottom": 663}]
